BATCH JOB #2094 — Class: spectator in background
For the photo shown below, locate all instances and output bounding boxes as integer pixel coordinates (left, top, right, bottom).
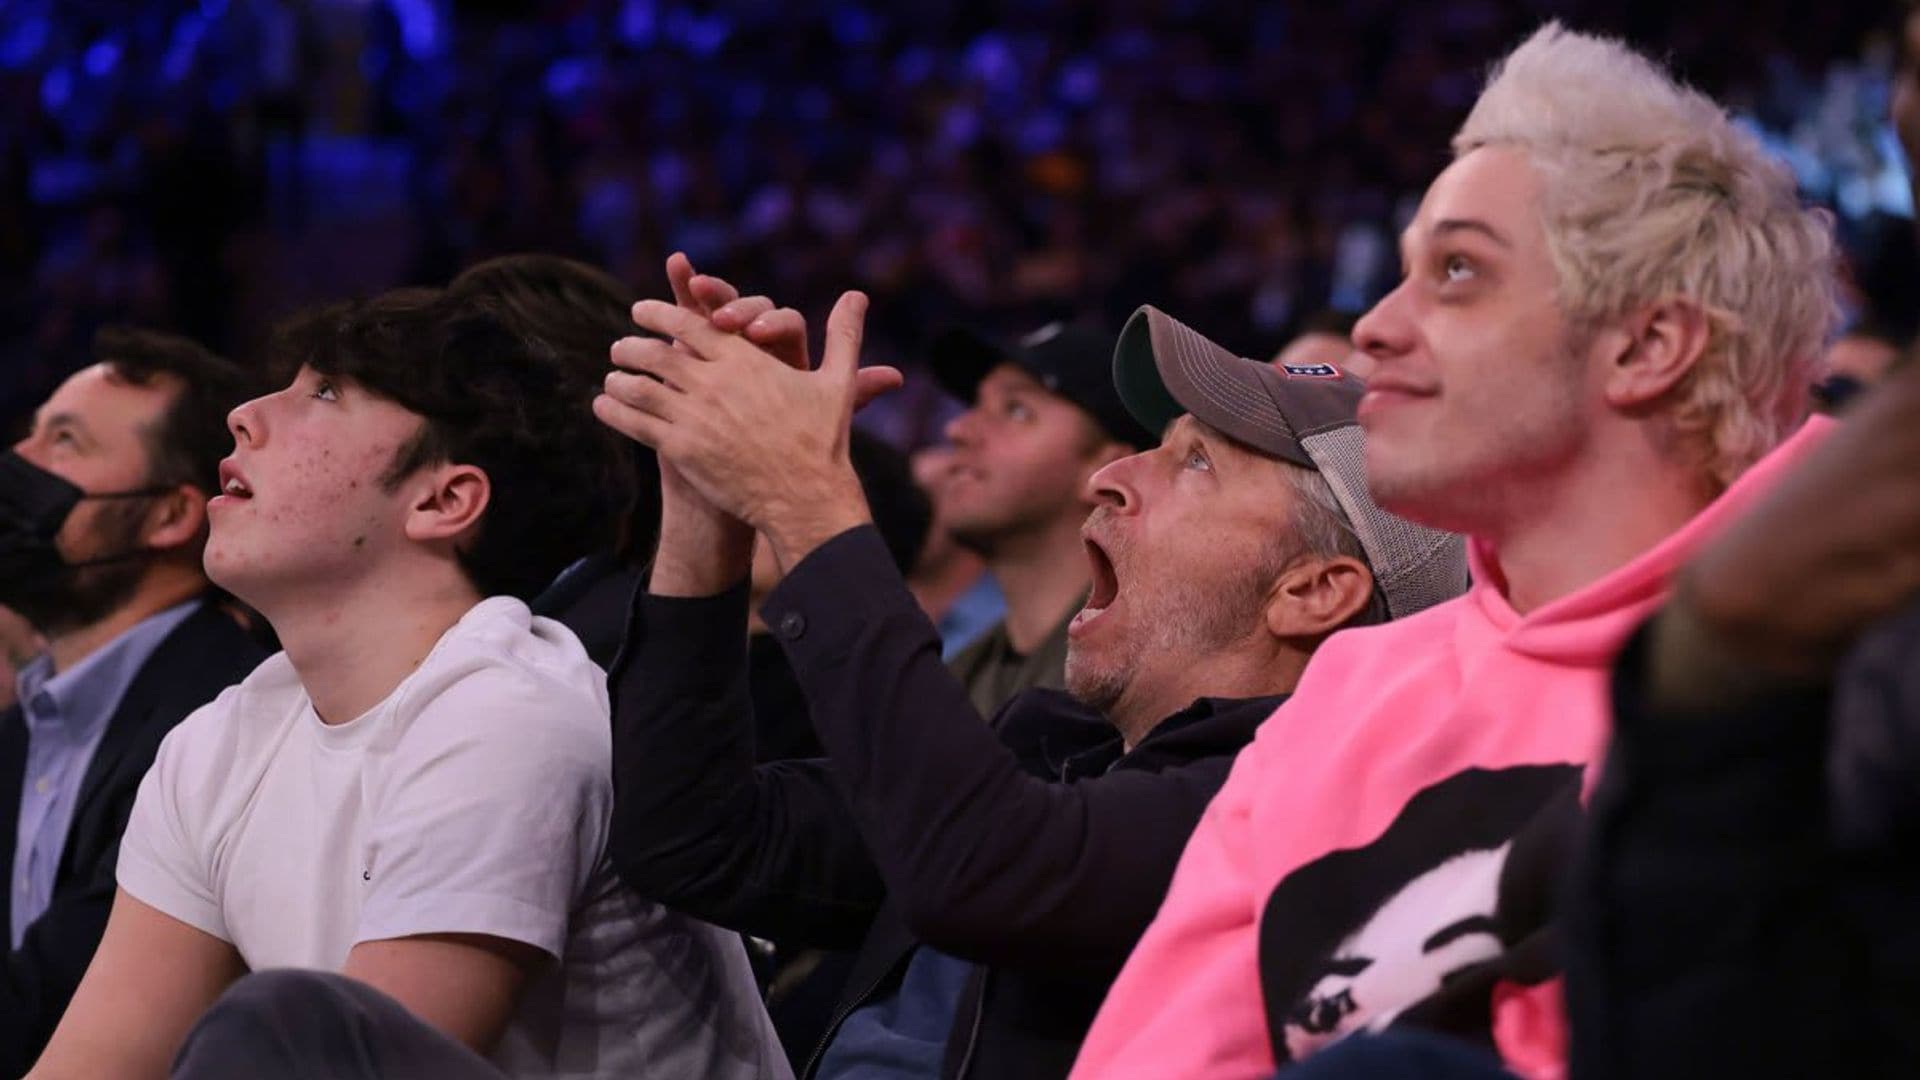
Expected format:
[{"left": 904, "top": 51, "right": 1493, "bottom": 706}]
[
  {"left": 906, "top": 445, "right": 1005, "bottom": 660},
  {"left": 33, "top": 289, "right": 785, "bottom": 1079},
  {"left": 1272, "top": 310, "right": 1366, "bottom": 382},
  {"left": 0, "top": 328, "right": 264, "bottom": 1075},
  {"left": 1815, "top": 320, "right": 1908, "bottom": 412},
  {"left": 1070, "top": 23, "right": 1842, "bottom": 1078},
  {"left": 593, "top": 280, "right": 1463, "bottom": 1079},
  {"left": 446, "top": 252, "right": 654, "bottom": 668},
  {"left": 926, "top": 324, "right": 1151, "bottom": 717},
  {"left": 0, "top": 606, "right": 42, "bottom": 715},
  {"left": 1893, "top": 0, "right": 1920, "bottom": 218},
  {"left": 1825, "top": 322, "right": 1905, "bottom": 385}
]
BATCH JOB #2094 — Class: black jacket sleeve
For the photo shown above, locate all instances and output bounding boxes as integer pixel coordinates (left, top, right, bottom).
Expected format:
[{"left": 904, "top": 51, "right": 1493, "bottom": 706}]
[
  {"left": 605, "top": 579, "right": 885, "bottom": 949},
  {"left": 1568, "top": 617, "right": 1866, "bottom": 1080},
  {"left": 759, "top": 526, "right": 1230, "bottom": 981}
]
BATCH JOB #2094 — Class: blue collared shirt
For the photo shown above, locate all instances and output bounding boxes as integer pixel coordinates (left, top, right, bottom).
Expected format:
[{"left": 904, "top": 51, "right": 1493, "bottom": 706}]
[
  {"left": 10, "top": 601, "right": 198, "bottom": 949},
  {"left": 936, "top": 574, "right": 1006, "bottom": 660}
]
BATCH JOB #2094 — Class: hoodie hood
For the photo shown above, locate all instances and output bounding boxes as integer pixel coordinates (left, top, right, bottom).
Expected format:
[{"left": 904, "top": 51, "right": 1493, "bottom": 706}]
[{"left": 1464, "top": 416, "right": 1836, "bottom": 666}]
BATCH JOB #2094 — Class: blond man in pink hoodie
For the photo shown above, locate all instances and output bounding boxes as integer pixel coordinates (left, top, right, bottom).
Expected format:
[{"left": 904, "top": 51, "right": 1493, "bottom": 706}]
[{"left": 1070, "top": 23, "right": 1842, "bottom": 1080}]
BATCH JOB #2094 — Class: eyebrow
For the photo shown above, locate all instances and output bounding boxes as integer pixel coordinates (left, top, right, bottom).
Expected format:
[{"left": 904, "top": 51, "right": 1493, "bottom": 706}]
[
  {"left": 1431, "top": 218, "right": 1512, "bottom": 249},
  {"left": 1171, "top": 416, "right": 1235, "bottom": 468},
  {"left": 984, "top": 368, "right": 1047, "bottom": 398},
  {"left": 36, "top": 412, "right": 92, "bottom": 440}
]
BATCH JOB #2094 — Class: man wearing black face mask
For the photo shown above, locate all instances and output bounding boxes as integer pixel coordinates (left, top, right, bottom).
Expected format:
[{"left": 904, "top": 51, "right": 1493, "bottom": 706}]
[{"left": 0, "top": 327, "right": 263, "bottom": 1075}]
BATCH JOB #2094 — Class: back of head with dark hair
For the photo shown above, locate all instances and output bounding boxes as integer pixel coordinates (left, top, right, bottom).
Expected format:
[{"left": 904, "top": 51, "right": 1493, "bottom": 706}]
[
  {"left": 849, "top": 428, "right": 932, "bottom": 576},
  {"left": 447, "top": 253, "right": 658, "bottom": 563},
  {"left": 93, "top": 325, "right": 259, "bottom": 495},
  {"left": 448, "top": 254, "right": 639, "bottom": 366},
  {"left": 271, "top": 288, "right": 625, "bottom": 601}
]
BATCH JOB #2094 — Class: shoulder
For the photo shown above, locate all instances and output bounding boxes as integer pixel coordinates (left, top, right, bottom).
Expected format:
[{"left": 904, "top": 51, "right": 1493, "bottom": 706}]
[
  {"left": 1302, "top": 595, "right": 1467, "bottom": 685},
  {"left": 149, "top": 650, "right": 303, "bottom": 783},
  {"left": 945, "top": 619, "right": 1009, "bottom": 677},
  {"left": 393, "top": 597, "right": 610, "bottom": 760},
  {"left": 1239, "top": 595, "right": 1472, "bottom": 756}
]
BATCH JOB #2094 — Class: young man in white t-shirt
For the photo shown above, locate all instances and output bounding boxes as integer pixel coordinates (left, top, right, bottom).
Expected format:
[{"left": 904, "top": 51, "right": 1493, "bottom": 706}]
[{"left": 28, "top": 288, "right": 788, "bottom": 1079}]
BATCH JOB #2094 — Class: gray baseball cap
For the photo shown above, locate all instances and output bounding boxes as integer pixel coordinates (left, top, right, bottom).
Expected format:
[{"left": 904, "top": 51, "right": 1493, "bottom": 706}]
[{"left": 1113, "top": 304, "right": 1468, "bottom": 620}]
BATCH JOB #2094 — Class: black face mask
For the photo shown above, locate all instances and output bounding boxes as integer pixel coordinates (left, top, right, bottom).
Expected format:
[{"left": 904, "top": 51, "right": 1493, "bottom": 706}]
[{"left": 0, "top": 450, "right": 174, "bottom": 631}]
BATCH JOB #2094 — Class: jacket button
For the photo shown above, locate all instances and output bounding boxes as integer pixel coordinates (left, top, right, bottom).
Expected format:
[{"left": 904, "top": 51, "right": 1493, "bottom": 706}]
[{"left": 777, "top": 611, "right": 807, "bottom": 640}]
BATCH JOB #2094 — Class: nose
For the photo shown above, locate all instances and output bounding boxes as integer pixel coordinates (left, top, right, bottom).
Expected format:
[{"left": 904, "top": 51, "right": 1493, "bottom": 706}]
[
  {"left": 11, "top": 436, "right": 45, "bottom": 468},
  {"left": 1086, "top": 450, "right": 1143, "bottom": 513},
  {"left": 227, "top": 394, "right": 265, "bottom": 447},
  {"left": 1352, "top": 279, "right": 1417, "bottom": 369},
  {"left": 945, "top": 406, "right": 983, "bottom": 448}
]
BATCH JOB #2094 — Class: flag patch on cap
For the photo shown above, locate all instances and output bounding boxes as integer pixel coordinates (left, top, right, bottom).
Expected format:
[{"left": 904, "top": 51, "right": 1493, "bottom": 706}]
[{"left": 1281, "top": 362, "right": 1341, "bottom": 378}]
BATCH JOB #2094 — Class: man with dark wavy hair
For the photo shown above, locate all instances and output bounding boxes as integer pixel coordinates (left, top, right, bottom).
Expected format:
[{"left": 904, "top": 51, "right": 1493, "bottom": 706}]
[
  {"left": 0, "top": 327, "right": 264, "bottom": 1075},
  {"left": 32, "top": 289, "right": 787, "bottom": 1079},
  {"left": 447, "top": 254, "right": 659, "bottom": 665}
]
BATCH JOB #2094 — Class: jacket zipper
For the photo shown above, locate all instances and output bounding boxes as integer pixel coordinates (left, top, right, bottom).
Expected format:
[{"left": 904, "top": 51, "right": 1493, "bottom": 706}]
[
  {"left": 802, "top": 963, "right": 898, "bottom": 1079},
  {"left": 949, "top": 968, "right": 990, "bottom": 1079}
]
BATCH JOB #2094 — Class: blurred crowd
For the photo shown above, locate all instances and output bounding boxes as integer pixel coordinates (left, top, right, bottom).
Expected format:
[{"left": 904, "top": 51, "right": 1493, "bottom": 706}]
[{"left": 0, "top": 0, "right": 1910, "bottom": 439}]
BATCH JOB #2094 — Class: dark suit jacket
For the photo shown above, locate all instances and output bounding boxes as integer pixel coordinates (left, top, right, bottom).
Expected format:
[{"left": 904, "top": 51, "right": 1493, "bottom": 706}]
[
  {"left": 531, "top": 551, "right": 642, "bottom": 671},
  {"left": 0, "top": 600, "right": 264, "bottom": 1077}
]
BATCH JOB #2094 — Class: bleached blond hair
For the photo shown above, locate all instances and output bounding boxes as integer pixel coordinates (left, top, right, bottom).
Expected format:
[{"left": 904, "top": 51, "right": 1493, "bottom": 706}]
[{"left": 1455, "top": 23, "right": 1840, "bottom": 490}]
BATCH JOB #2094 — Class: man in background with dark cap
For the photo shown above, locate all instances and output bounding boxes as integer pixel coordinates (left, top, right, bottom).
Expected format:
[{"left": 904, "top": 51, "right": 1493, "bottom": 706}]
[
  {"left": 592, "top": 289, "right": 1463, "bottom": 1079},
  {"left": 926, "top": 324, "right": 1150, "bottom": 717}
]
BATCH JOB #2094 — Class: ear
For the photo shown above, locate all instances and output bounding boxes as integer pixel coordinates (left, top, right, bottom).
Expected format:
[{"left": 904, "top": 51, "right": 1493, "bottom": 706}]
[
  {"left": 402, "top": 464, "right": 492, "bottom": 546},
  {"left": 1263, "top": 555, "right": 1374, "bottom": 641},
  {"left": 1603, "top": 298, "right": 1713, "bottom": 410},
  {"left": 140, "top": 484, "right": 209, "bottom": 554}
]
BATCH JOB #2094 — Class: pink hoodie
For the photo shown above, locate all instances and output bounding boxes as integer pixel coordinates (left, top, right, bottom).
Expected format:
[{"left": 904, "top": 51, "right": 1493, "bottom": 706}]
[{"left": 1068, "top": 416, "right": 1835, "bottom": 1079}]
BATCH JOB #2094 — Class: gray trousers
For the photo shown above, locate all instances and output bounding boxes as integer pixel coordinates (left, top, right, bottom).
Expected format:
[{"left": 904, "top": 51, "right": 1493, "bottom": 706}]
[{"left": 172, "top": 970, "right": 503, "bottom": 1080}]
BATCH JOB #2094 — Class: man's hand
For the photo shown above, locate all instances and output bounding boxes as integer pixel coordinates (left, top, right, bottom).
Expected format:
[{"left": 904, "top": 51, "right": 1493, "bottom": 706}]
[
  {"left": 1676, "top": 360, "right": 1920, "bottom": 681},
  {"left": 595, "top": 253, "right": 812, "bottom": 596},
  {"left": 610, "top": 290, "right": 901, "bottom": 574}
]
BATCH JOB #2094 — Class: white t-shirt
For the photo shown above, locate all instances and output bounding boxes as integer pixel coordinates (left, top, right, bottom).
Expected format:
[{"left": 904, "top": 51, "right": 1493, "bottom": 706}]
[{"left": 119, "top": 597, "right": 789, "bottom": 1079}]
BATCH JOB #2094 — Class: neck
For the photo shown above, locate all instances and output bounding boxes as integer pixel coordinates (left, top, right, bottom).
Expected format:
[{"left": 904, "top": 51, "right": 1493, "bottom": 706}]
[
  {"left": 1482, "top": 433, "right": 1714, "bottom": 615},
  {"left": 261, "top": 562, "right": 482, "bottom": 725},
  {"left": 46, "top": 568, "right": 205, "bottom": 674},
  {"left": 908, "top": 543, "right": 987, "bottom": 623},
  {"left": 1110, "top": 638, "right": 1307, "bottom": 752},
  {"left": 985, "top": 512, "right": 1090, "bottom": 655}
]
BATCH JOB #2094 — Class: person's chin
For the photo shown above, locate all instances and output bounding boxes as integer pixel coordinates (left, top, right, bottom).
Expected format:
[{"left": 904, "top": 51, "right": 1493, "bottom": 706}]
[
  {"left": 1368, "top": 465, "right": 1475, "bottom": 534},
  {"left": 203, "top": 549, "right": 260, "bottom": 598},
  {"left": 1063, "top": 662, "right": 1125, "bottom": 714}
]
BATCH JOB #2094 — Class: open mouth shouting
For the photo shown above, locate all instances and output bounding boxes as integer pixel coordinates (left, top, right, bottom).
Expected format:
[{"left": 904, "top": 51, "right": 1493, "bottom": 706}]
[{"left": 1070, "top": 530, "right": 1121, "bottom": 638}]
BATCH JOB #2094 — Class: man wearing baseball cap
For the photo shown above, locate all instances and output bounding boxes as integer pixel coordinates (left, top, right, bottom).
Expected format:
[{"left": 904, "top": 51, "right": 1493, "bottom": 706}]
[
  {"left": 593, "top": 285, "right": 1465, "bottom": 1079},
  {"left": 1070, "top": 24, "right": 1841, "bottom": 1079},
  {"left": 925, "top": 323, "right": 1152, "bottom": 718}
]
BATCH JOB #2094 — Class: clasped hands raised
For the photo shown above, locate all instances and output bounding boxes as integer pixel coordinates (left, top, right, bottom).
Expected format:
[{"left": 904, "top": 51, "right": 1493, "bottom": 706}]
[{"left": 593, "top": 253, "right": 903, "bottom": 581}]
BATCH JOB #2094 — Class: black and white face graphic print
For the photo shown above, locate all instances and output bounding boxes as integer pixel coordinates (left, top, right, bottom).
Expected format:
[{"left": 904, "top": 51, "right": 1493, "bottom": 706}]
[
  {"left": 1256, "top": 764, "right": 1581, "bottom": 1065},
  {"left": 1285, "top": 841, "right": 1511, "bottom": 1058}
]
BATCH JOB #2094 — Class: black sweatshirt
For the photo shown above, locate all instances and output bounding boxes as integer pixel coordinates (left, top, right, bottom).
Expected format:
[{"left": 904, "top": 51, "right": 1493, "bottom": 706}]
[{"left": 608, "top": 525, "right": 1278, "bottom": 1079}]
